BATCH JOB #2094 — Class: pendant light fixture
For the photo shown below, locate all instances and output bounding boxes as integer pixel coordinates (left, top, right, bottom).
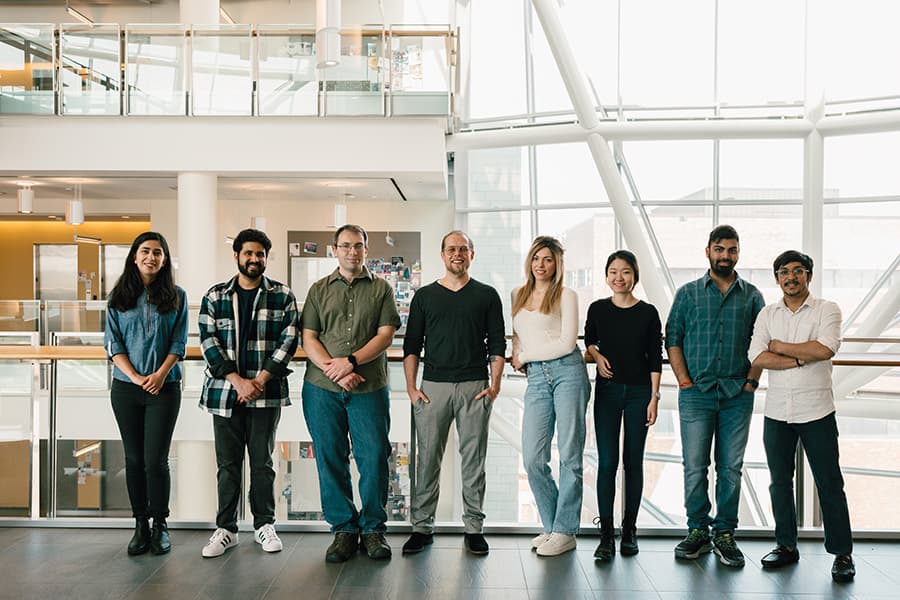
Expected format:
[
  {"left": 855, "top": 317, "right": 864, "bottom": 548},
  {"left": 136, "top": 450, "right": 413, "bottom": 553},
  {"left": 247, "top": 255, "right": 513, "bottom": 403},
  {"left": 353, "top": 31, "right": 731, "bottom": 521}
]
[
  {"left": 66, "top": 183, "right": 85, "bottom": 225},
  {"left": 17, "top": 183, "right": 34, "bottom": 213},
  {"left": 316, "top": 0, "right": 341, "bottom": 68}
]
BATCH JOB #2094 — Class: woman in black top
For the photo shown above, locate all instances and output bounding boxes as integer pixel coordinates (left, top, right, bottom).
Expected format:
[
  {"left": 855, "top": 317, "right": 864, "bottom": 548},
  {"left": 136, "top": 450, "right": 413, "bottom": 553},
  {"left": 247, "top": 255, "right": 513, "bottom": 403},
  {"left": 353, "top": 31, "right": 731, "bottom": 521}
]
[{"left": 584, "top": 250, "right": 662, "bottom": 561}]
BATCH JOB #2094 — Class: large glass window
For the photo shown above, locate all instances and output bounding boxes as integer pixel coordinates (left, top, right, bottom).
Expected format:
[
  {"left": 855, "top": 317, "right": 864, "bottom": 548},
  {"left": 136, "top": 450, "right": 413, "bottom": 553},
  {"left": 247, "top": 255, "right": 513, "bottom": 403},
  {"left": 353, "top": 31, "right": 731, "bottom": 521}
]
[
  {"left": 467, "top": 0, "right": 526, "bottom": 119},
  {"left": 535, "top": 143, "right": 608, "bottom": 206},
  {"left": 465, "top": 148, "right": 530, "bottom": 210}
]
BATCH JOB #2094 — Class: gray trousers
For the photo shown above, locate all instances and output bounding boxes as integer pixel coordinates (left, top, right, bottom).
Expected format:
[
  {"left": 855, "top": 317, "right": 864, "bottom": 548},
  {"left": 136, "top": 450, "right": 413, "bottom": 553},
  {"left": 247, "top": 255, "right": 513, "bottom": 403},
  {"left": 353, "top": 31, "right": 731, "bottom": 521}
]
[{"left": 411, "top": 379, "right": 492, "bottom": 534}]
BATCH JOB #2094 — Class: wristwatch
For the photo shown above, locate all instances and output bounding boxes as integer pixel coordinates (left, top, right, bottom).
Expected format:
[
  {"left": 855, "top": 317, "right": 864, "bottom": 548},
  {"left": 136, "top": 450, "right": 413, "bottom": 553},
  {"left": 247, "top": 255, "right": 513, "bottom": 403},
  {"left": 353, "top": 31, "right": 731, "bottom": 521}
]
[
  {"left": 347, "top": 354, "right": 358, "bottom": 368},
  {"left": 745, "top": 378, "right": 759, "bottom": 390},
  {"left": 652, "top": 391, "right": 661, "bottom": 399}
]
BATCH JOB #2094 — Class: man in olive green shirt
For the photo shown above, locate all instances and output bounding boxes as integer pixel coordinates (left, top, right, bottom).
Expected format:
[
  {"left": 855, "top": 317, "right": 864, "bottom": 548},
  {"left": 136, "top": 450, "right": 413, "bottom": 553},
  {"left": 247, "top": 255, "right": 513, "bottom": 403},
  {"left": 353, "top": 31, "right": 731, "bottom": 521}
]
[{"left": 301, "top": 224, "right": 401, "bottom": 564}]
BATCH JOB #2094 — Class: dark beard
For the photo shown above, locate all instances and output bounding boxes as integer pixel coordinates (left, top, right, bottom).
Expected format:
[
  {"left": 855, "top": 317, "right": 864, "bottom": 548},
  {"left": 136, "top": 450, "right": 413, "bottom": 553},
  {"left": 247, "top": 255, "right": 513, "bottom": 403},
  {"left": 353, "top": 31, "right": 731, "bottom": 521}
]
[
  {"left": 710, "top": 262, "right": 734, "bottom": 278},
  {"left": 238, "top": 261, "right": 265, "bottom": 279}
]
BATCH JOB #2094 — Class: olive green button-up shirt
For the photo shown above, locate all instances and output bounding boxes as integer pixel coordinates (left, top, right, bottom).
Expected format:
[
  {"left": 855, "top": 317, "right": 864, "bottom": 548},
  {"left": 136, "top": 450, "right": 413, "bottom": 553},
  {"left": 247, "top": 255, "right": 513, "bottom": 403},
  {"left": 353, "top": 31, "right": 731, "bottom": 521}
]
[{"left": 302, "top": 267, "right": 401, "bottom": 394}]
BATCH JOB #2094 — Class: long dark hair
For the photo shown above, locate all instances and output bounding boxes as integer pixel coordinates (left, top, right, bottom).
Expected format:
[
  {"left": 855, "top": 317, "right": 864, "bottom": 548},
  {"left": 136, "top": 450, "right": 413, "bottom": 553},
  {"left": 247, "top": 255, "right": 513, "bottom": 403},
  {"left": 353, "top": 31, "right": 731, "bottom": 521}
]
[{"left": 108, "top": 232, "right": 179, "bottom": 314}]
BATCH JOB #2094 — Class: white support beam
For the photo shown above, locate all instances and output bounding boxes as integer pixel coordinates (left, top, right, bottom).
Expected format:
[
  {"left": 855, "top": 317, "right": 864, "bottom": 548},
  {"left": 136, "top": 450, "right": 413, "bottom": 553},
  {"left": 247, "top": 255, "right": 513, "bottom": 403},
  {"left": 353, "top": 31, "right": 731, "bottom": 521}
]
[{"left": 530, "top": 0, "right": 671, "bottom": 317}]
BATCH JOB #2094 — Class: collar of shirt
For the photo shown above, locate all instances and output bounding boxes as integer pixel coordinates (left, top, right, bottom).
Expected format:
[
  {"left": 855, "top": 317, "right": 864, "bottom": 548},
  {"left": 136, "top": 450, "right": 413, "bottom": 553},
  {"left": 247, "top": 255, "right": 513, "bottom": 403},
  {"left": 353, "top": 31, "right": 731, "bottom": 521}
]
[
  {"left": 776, "top": 294, "right": 814, "bottom": 314},
  {"left": 327, "top": 266, "right": 375, "bottom": 285},
  {"left": 702, "top": 270, "right": 746, "bottom": 295}
]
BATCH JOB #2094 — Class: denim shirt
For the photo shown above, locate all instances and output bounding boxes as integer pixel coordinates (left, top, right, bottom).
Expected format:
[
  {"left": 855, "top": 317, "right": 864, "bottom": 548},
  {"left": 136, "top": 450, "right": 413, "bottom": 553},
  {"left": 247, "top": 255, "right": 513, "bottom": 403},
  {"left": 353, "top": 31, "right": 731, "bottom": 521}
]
[{"left": 105, "top": 287, "right": 189, "bottom": 383}]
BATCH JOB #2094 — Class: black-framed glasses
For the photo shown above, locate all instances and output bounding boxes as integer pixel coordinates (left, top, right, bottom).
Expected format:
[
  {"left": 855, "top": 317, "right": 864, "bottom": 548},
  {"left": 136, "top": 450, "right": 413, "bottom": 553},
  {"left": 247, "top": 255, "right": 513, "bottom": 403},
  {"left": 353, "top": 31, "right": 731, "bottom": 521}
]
[
  {"left": 336, "top": 243, "right": 365, "bottom": 252},
  {"left": 776, "top": 267, "right": 808, "bottom": 278}
]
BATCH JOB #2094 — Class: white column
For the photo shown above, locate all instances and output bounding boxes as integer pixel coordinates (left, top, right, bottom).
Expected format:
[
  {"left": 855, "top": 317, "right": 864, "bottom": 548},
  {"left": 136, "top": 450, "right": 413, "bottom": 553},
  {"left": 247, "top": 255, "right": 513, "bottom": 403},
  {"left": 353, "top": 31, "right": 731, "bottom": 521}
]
[
  {"left": 802, "top": 107, "right": 825, "bottom": 298},
  {"left": 180, "top": 0, "right": 219, "bottom": 25},
  {"left": 531, "top": 0, "right": 671, "bottom": 318},
  {"left": 176, "top": 172, "right": 218, "bottom": 300}
]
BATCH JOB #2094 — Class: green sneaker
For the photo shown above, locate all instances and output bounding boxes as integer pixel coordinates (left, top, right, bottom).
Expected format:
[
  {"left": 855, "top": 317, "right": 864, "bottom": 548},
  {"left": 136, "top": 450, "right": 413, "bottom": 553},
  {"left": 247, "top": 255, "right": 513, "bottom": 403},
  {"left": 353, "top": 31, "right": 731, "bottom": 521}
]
[
  {"left": 673, "top": 528, "right": 712, "bottom": 559},
  {"left": 712, "top": 531, "right": 745, "bottom": 567}
]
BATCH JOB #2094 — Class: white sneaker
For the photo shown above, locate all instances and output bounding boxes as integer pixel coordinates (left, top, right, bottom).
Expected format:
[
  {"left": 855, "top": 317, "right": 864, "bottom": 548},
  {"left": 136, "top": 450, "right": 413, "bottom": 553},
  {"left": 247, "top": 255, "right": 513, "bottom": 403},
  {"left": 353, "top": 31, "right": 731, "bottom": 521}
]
[
  {"left": 531, "top": 533, "right": 551, "bottom": 550},
  {"left": 255, "top": 523, "right": 283, "bottom": 553},
  {"left": 536, "top": 533, "right": 577, "bottom": 556},
  {"left": 202, "top": 528, "right": 238, "bottom": 558}
]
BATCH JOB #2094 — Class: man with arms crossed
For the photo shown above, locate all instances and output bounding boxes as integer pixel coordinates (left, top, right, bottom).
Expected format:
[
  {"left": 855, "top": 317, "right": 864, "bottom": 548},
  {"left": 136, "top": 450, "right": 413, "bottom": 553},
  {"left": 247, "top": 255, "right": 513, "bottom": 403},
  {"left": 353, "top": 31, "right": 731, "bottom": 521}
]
[
  {"left": 200, "top": 228, "right": 299, "bottom": 558},
  {"left": 302, "top": 224, "right": 401, "bottom": 563},
  {"left": 665, "top": 224, "right": 764, "bottom": 568},
  {"left": 401, "top": 231, "right": 506, "bottom": 556},
  {"left": 749, "top": 250, "right": 854, "bottom": 582}
]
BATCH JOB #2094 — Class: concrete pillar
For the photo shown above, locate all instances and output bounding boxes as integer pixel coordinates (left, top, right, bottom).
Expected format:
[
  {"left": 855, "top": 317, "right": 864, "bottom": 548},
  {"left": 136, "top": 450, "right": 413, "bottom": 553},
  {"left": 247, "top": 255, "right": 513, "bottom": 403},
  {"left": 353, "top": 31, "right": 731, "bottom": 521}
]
[{"left": 176, "top": 172, "right": 218, "bottom": 301}]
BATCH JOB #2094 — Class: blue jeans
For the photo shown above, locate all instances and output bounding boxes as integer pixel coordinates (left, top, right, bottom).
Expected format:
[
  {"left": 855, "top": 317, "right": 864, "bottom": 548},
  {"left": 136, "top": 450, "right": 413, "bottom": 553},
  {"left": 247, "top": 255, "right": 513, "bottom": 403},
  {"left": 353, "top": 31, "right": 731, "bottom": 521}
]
[
  {"left": 678, "top": 385, "right": 754, "bottom": 533},
  {"left": 301, "top": 381, "right": 391, "bottom": 534},
  {"left": 594, "top": 382, "right": 651, "bottom": 523},
  {"left": 522, "top": 350, "right": 590, "bottom": 535}
]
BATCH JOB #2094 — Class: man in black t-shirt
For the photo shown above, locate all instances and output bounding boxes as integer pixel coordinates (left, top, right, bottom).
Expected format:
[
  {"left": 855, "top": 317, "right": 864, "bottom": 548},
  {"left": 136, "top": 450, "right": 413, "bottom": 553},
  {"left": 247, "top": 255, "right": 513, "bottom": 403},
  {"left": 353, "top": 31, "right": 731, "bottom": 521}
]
[{"left": 401, "top": 231, "right": 506, "bottom": 556}]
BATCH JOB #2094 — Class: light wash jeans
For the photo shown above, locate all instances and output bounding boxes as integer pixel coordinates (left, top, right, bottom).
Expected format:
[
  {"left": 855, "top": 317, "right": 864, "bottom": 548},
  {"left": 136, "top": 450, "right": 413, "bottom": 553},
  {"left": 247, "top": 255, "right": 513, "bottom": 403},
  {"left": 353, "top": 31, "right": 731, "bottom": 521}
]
[
  {"left": 678, "top": 385, "right": 754, "bottom": 533},
  {"left": 522, "top": 350, "right": 590, "bottom": 535}
]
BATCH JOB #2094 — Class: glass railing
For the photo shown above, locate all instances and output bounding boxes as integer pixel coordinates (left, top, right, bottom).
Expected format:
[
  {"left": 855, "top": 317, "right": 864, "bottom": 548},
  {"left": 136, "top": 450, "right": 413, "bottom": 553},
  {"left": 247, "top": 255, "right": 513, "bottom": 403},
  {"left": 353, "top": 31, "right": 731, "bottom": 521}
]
[
  {"left": 0, "top": 23, "right": 454, "bottom": 118},
  {"left": 1, "top": 338, "right": 897, "bottom": 534}
]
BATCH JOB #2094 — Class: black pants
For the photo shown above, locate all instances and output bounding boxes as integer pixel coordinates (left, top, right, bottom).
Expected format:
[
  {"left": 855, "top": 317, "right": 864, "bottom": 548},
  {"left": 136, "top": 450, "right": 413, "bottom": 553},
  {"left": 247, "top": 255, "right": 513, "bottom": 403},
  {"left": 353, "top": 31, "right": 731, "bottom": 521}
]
[
  {"left": 110, "top": 378, "right": 181, "bottom": 520},
  {"left": 594, "top": 382, "right": 651, "bottom": 523},
  {"left": 764, "top": 412, "right": 853, "bottom": 555},
  {"left": 212, "top": 405, "right": 281, "bottom": 532}
]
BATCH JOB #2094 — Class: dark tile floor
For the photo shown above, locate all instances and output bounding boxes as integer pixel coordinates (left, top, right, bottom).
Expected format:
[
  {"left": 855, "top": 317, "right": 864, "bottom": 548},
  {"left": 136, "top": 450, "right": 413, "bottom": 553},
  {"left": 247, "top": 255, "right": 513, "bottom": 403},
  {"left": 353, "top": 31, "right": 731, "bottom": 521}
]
[{"left": 0, "top": 528, "right": 897, "bottom": 599}]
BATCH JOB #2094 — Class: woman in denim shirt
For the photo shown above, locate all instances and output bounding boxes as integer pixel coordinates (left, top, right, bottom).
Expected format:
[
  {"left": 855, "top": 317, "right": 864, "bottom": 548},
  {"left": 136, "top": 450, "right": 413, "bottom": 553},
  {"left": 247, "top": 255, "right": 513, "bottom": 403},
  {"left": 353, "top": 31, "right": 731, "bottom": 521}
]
[
  {"left": 511, "top": 236, "right": 590, "bottom": 557},
  {"left": 104, "top": 232, "right": 187, "bottom": 556}
]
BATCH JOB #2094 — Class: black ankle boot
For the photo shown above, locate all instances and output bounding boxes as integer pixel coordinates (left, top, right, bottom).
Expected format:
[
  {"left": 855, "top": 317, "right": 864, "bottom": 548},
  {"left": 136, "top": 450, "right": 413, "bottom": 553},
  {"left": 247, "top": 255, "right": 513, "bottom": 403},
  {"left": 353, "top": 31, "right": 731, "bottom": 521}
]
[
  {"left": 150, "top": 518, "right": 171, "bottom": 555},
  {"left": 593, "top": 517, "right": 615, "bottom": 561},
  {"left": 620, "top": 521, "right": 639, "bottom": 556},
  {"left": 128, "top": 517, "right": 151, "bottom": 555}
]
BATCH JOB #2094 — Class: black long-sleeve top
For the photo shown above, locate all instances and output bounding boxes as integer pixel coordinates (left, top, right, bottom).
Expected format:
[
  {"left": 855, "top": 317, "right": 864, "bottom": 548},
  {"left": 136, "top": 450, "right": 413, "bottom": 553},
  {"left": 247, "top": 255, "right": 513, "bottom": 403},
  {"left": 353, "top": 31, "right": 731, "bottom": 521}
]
[
  {"left": 403, "top": 279, "right": 506, "bottom": 383},
  {"left": 583, "top": 298, "right": 662, "bottom": 385}
]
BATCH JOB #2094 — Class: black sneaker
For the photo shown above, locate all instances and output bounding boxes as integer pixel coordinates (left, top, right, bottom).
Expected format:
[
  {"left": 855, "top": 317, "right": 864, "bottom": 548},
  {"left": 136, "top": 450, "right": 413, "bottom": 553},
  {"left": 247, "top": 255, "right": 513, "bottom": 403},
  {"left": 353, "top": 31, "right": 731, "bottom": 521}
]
[
  {"left": 712, "top": 531, "right": 745, "bottom": 567},
  {"left": 760, "top": 546, "right": 799, "bottom": 569},
  {"left": 464, "top": 533, "right": 489, "bottom": 555},
  {"left": 360, "top": 532, "right": 392, "bottom": 560},
  {"left": 673, "top": 528, "right": 712, "bottom": 559},
  {"left": 402, "top": 532, "right": 434, "bottom": 555},
  {"left": 325, "top": 532, "right": 359, "bottom": 563},
  {"left": 831, "top": 554, "right": 855, "bottom": 583}
]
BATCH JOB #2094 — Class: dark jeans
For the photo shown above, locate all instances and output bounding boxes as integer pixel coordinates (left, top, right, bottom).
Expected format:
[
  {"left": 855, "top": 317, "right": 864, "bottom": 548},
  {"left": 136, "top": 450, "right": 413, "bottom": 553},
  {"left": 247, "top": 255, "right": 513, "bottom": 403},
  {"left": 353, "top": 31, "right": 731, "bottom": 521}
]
[
  {"left": 764, "top": 412, "right": 853, "bottom": 555},
  {"left": 212, "top": 405, "right": 281, "bottom": 532},
  {"left": 110, "top": 378, "right": 181, "bottom": 520},
  {"left": 594, "top": 382, "right": 650, "bottom": 523}
]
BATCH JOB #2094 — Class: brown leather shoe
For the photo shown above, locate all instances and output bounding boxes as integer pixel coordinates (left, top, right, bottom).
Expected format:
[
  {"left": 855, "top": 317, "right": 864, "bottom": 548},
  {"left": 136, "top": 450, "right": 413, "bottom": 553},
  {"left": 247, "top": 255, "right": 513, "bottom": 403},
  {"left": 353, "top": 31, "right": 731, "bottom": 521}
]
[{"left": 325, "top": 532, "right": 359, "bottom": 563}]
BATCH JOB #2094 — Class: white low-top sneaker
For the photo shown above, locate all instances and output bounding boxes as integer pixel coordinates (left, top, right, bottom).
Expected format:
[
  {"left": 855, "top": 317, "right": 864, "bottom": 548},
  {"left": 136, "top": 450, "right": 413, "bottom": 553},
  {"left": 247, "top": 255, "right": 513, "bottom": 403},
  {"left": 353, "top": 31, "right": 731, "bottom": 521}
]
[
  {"left": 255, "top": 523, "right": 283, "bottom": 553},
  {"left": 531, "top": 533, "right": 551, "bottom": 550},
  {"left": 202, "top": 528, "right": 238, "bottom": 558},
  {"left": 536, "top": 533, "right": 577, "bottom": 557}
]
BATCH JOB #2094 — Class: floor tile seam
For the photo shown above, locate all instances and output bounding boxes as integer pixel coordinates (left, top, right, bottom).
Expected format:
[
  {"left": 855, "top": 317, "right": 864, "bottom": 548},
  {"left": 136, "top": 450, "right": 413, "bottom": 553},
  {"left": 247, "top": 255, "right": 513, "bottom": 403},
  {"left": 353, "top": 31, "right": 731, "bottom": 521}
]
[{"left": 854, "top": 554, "right": 900, "bottom": 586}]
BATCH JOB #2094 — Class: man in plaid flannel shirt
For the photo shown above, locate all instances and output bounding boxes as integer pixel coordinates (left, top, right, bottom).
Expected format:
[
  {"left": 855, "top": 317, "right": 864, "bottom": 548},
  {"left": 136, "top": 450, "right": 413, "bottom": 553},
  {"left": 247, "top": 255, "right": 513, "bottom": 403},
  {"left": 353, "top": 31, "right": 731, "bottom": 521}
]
[{"left": 198, "top": 228, "right": 299, "bottom": 559}]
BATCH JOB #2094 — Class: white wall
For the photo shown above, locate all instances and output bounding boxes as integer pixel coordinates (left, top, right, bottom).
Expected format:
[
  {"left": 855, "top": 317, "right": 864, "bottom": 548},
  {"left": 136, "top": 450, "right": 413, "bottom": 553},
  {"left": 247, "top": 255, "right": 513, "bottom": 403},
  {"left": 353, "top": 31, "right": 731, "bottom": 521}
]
[{"left": 0, "top": 0, "right": 453, "bottom": 25}]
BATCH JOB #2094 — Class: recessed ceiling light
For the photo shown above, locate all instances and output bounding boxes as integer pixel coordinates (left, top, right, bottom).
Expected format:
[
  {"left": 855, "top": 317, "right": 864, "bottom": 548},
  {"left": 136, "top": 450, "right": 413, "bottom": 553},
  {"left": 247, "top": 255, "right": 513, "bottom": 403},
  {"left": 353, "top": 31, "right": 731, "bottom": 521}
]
[{"left": 121, "top": 215, "right": 130, "bottom": 219}]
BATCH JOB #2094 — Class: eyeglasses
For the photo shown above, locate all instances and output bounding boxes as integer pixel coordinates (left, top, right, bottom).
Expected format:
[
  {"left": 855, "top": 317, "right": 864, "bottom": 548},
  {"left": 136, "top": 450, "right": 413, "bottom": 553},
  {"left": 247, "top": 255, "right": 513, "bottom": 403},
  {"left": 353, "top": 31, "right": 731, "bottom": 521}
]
[
  {"left": 336, "top": 243, "right": 365, "bottom": 252},
  {"left": 776, "top": 267, "right": 808, "bottom": 278}
]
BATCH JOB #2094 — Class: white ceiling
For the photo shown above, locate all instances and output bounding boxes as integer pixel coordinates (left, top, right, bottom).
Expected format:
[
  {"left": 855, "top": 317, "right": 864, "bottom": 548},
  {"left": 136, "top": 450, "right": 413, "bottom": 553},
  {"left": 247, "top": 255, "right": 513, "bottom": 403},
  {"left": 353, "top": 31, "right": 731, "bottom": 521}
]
[{"left": 0, "top": 175, "right": 438, "bottom": 216}]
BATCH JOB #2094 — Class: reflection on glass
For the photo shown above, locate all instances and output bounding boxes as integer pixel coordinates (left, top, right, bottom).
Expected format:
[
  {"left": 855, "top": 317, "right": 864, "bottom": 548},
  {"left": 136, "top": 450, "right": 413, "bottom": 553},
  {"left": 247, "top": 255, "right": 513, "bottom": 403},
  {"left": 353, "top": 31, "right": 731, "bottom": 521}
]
[
  {"left": 0, "top": 24, "right": 54, "bottom": 114},
  {"left": 191, "top": 25, "right": 253, "bottom": 116},
  {"left": 257, "top": 27, "right": 318, "bottom": 116},
  {"left": 0, "top": 301, "right": 40, "bottom": 333},
  {"left": 388, "top": 26, "right": 450, "bottom": 116},
  {"left": 0, "top": 361, "right": 33, "bottom": 517},
  {"left": 60, "top": 24, "right": 120, "bottom": 115},
  {"left": 125, "top": 25, "right": 186, "bottom": 115},
  {"left": 322, "top": 29, "right": 384, "bottom": 116}
]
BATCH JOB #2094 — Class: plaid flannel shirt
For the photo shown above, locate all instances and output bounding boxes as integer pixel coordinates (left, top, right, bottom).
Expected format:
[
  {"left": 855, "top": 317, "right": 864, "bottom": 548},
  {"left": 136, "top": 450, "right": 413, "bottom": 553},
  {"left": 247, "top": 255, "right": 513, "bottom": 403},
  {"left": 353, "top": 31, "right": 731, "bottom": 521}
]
[
  {"left": 665, "top": 271, "right": 765, "bottom": 399},
  {"left": 199, "top": 275, "right": 299, "bottom": 417}
]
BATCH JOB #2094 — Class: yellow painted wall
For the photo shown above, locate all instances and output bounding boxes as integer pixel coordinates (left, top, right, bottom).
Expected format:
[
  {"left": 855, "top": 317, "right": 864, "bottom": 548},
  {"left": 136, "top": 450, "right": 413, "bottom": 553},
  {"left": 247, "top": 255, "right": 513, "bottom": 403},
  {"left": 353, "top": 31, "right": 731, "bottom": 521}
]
[{"left": 0, "top": 220, "right": 150, "bottom": 300}]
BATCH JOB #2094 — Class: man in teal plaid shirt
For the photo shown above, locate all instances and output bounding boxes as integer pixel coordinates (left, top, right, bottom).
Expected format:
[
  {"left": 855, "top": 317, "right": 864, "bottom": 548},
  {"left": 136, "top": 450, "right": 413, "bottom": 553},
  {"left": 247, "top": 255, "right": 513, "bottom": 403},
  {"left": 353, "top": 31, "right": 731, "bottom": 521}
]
[{"left": 198, "top": 228, "right": 299, "bottom": 559}]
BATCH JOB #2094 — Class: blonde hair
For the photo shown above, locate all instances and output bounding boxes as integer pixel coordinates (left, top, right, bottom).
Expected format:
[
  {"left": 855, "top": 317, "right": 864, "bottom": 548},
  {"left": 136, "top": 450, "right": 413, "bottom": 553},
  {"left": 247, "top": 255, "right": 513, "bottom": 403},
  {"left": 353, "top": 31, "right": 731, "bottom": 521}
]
[{"left": 512, "top": 236, "right": 565, "bottom": 316}]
